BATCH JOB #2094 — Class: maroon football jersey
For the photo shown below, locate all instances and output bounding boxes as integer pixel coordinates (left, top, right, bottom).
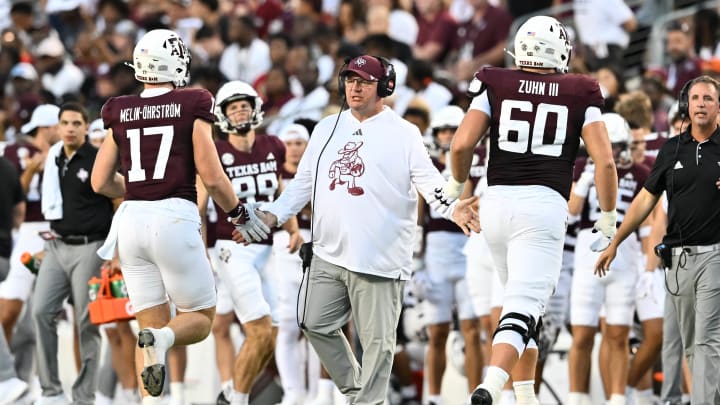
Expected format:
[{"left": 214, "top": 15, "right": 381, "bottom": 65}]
[
  {"left": 101, "top": 88, "right": 216, "bottom": 203},
  {"left": 476, "top": 67, "right": 604, "bottom": 200},
  {"left": 3, "top": 142, "right": 43, "bottom": 221},
  {"left": 574, "top": 159, "right": 650, "bottom": 230},
  {"left": 278, "top": 165, "right": 311, "bottom": 230},
  {"left": 214, "top": 135, "right": 286, "bottom": 242}
]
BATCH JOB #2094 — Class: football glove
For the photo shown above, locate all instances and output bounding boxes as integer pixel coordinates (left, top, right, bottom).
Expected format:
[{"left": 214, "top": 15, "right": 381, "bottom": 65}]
[
  {"left": 590, "top": 209, "right": 617, "bottom": 252},
  {"left": 228, "top": 202, "right": 271, "bottom": 242}
]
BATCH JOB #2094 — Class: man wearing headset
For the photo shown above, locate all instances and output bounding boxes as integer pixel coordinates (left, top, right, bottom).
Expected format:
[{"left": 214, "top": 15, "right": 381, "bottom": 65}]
[
  {"left": 597, "top": 75, "right": 720, "bottom": 405},
  {"left": 234, "top": 54, "right": 480, "bottom": 405}
]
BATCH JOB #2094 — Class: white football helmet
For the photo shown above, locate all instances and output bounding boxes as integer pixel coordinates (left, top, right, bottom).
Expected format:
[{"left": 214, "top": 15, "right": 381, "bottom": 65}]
[
  {"left": 214, "top": 80, "right": 264, "bottom": 134},
  {"left": 513, "top": 16, "right": 572, "bottom": 73},
  {"left": 430, "top": 105, "right": 465, "bottom": 132},
  {"left": 132, "top": 29, "right": 191, "bottom": 87},
  {"left": 601, "top": 112, "right": 632, "bottom": 165}
]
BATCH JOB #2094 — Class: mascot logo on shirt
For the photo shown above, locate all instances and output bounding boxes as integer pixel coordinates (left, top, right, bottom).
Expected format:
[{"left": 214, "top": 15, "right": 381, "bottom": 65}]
[{"left": 328, "top": 141, "right": 365, "bottom": 196}]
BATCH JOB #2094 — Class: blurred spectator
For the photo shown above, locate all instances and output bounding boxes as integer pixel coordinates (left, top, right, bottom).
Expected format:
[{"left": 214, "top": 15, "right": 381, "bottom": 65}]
[
  {"left": 190, "top": 65, "right": 227, "bottom": 97},
  {"left": 312, "top": 25, "right": 342, "bottom": 85},
  {"left": 363, "top": 33, "right": 410, "bottom": 87},
  {"left": 640, "top": 75, "right": 675, "bottom": 133},
  {"left": 192, "top": 25, "right": 225, "bottom": 66},
  {"left": 413, "top": 0, "right": 457, "bottom": 63},
  {"left": 401, "top": 97, "right": 431, "bottom": 137},
  {"left": 693, "top": 9, "right": 720, "bottom": 60},
  {"left": 365, "top": 8, "right": 412, "bottom": 62},
  {"left": 259, "top": 66, "right": 295, "bottom": 120},
  {"left": 95, "top": 0, "right": 131, "bottom": 32},
  {"left": 654, "top": 21, "right": 702, "bottom": 97},
  {"left": 285, "top": 43, "right": 313, "bottom": 97},
  {"left": 393, "top": 58, "right": 452, "bottom": 117},
  {"left": 34, "top": 35, "right": 84, "bottom": 103},
  {"left": 164, "top": 0, "right": 203, "bottom": 46},
  {"left": 368, "top": 0, "right": 418, "bottom": 47},
  {"left": 8, "top": 2, "right": 37, "bottom": 52},
  {"left": 219, "top": 15, "right": 271, "bottom": 84},
  {"left": 594, "top": 66, "right": 626, "bottom": 113},
  {"left": 45, "top": 0, "right": 91, "bottom": 54},
  {"left": 450, "top": 0, "right": 512, "bottom": 81},
  {"left": 573, "top": 0, "right": 637, "bottom": 72},
  {"left": 189, "top": 0, "right": 221, "bottom": 27},
  {"left": 268, "top": 32, "right": 293, "bottom": 68},
  {"left": 268, "top": 61, "right": 329, "bottom": 135},
  {"left": 337, "top": 0, "right": 367, "bottom": 44}
]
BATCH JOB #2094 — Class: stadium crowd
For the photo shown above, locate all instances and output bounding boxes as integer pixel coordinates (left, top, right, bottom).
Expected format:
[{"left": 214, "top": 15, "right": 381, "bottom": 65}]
[{"left": 1, "top": 0, "right": 720, "bottom": 404}]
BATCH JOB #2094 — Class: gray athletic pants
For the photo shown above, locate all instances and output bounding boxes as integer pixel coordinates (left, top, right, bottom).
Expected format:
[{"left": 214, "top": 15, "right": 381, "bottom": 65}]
[
  {"left": 32, "top": 239, "right": 104, "bottom": 405},
  {"left": 300, "top": 255, "right": 404, "bottom": 405},
  {"left": 669, "top": 247, "right": 720, "bottom": 405},
  {"left": 661, "top": 289, "right": 683, "bottom": 404}
]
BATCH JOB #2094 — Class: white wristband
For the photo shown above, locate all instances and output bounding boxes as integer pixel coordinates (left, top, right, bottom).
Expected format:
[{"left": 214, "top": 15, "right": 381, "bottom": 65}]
[{"left": 443, "top": 177, "right": 465, "bottom": 199}]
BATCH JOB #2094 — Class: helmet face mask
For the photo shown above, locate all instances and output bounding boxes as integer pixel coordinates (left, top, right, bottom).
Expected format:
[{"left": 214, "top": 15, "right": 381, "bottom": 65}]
[
  {"left": 513, "top": 16, "right": 572, "bottom": 73},
  {"left": 214, "top": 81, "right": 264, "bottom": 135},
  {"left": 133, "top": 29, "right": 191, "bottom": 87}
]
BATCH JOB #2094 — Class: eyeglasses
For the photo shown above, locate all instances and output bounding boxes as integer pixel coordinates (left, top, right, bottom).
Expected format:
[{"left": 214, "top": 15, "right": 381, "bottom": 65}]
[{"left": 344, "top": 77, "right": 376, "bottom": 88}]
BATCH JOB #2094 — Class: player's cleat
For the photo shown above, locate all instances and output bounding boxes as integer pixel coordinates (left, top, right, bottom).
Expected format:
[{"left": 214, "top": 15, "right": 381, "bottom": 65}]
[
  {"left": 470, "top": 386, "right": 494, "bottom": 405},
  {"left": 138, "top": 329, "right": 167, "bottom": 397},
  {"left": 217, "top": 390, "right": 231, "bottom": 405}
]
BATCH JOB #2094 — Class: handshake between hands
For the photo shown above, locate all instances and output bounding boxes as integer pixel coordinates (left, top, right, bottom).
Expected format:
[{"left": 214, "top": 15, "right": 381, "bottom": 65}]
[
  {"left": 439, "top": 177, "right": 481, "bottom": 235},
  {"left": 227, "top": 202, "right": 277, "bottom": 244}
]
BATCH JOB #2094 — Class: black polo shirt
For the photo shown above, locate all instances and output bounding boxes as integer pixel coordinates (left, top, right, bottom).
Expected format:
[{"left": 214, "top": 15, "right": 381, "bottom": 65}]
[
  {"left": 644, "top": 126, "right": 720, "bottom": 247},
  {"left": 51, "top": 140, "right": 114, "bottom": 238},
  {"left": 0, "top": 157, "right": 23, "bottom": 257}
]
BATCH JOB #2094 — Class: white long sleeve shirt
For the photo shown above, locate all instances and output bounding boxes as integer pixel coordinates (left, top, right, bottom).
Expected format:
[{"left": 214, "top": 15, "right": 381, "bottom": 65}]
[{"left": 262, "top": 106, "right": 447, "bottom": 280}]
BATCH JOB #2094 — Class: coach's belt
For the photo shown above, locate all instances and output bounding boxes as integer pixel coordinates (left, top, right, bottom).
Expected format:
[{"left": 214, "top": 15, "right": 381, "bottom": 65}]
[
  {"left": 59, "top": 233, "right": 106, "bottom": 245},
  {"left": 672, "top": 243, "right": 720, "bottom": 256}
]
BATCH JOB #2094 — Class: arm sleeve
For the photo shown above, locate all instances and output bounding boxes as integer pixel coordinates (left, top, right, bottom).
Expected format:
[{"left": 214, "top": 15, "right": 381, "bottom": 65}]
[
  {"left": 643, "top": 139, "right": 674, "bottom": 195},
  {"left": 261, "top": 133, "right": 314, "bottom": 225},
  {"left": 408, "top": 129, "right": 448, "bottom": 202},
  {"left": 193, "top": 89, "right": 216, "bottom": 123}
]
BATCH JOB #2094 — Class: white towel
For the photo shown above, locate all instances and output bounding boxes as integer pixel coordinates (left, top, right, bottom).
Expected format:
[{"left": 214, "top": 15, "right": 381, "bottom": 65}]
[{"left": 41, "top": 141, "right": 64, "bottom": 221}]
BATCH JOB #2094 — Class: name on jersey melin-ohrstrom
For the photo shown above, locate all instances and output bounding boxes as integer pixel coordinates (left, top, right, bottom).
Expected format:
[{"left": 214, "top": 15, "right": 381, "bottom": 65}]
[
  {"left": 119, "top": 103, "right": 182, "bottom": 123},
  {"left": 518, "top": 80, "right": 559, "bottom": 97}
]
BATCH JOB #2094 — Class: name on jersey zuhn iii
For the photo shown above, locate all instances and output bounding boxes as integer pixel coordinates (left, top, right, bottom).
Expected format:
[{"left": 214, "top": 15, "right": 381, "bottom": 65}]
[
  {"left": 518, "top": 80, "right": 559, "bottom": 96},
  {"left": 119, "top": 103, "right": 182, "bottom": 122},
  {"left": 225, "top": 161, "right": 277, "bottom": 177}
]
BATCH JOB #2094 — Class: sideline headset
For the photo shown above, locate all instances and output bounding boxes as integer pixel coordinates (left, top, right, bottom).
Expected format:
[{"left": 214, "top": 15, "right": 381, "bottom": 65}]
[
  {"left": 337, "top": 55, "right": 396, "bottom": 98},
  {"left": 678, "top": 79, "right": 692, "bottom": 119}
]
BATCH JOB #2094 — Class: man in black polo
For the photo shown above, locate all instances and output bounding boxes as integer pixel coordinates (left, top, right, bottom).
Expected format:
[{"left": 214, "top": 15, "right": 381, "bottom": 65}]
[
  {"left": 32, "top": 103, "right": 114, "bottom": 405},
  {"left": 596, "top": 75, "right": 720, "bottom": 405}
]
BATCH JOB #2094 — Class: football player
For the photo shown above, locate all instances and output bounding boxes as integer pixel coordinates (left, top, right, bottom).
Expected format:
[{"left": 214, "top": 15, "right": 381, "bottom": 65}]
[
  {"left": 567, "top": 113, "right": 650, "bottom": 405},
  {"left": 272, "top": 122, "right": 318, "bottom": 405},
  {"left": 420, "top": 105, "right": 484, "bottom": 404},
  {"left": 446, "top": 16, "right": 619, "bottom": 405},
  {"left": 91, "top": 29, "right": 268, "bottom": 402},
  {"left": 197, "top": 80, "right": 303, "bottom": 405}
]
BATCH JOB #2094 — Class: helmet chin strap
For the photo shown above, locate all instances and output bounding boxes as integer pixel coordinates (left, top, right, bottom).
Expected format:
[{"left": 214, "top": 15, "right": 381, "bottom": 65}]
[{"left": 230, "top": 121, "right": 252, "bottom": 136}]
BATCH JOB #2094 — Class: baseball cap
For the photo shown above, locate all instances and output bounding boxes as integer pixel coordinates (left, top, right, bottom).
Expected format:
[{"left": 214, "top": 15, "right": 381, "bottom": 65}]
[
  {"left": 88, "top": 118, "right": 106, "bottom": 140},
  {"left": 278, "top": 124, "right": 310, "bottom": 142},
  {"left": 341, "top": 55, "right": 384, "bottom": 82},
  {"left": 36, "top": 36, "right": 65, "bottom": 58},
  {"left": 21, "top": 104, "right": 60, "bottom": 134},
  {"left": 10, "top": 62, "right": 38, "bottom": 81}
]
